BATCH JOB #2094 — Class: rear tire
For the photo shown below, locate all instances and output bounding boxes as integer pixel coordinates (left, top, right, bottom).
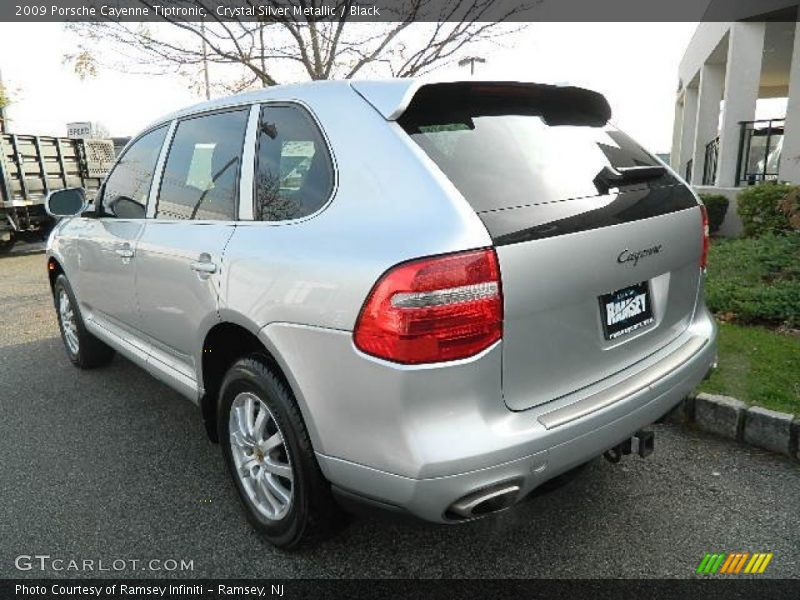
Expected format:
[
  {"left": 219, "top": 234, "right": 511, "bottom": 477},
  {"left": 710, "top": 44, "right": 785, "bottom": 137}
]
[
  {"left": 53, "top": 274, "right": 115, "bottom": 368},
  {"left": 218, "top": 356, "right": 342, "bottom": 548}
]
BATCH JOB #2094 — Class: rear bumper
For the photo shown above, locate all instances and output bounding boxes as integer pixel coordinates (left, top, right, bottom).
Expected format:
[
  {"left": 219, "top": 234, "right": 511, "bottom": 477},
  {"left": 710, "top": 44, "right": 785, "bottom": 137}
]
[{"left": 264, "top": 305, "right": 717, "bottom": 523}]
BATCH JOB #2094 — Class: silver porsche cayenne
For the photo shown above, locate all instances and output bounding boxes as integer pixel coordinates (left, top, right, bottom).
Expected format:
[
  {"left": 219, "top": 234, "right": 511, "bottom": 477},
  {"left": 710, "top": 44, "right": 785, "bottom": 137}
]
[{"left": 45, "top": 79, "right": 717, "bottom": 548}]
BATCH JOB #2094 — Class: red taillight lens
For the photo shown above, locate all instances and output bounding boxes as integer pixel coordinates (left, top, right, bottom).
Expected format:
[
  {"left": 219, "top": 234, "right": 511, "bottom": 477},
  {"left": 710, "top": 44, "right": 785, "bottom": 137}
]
[
  {"left": 353, "top": 249, "right": 503, "bottom": 364},
  {"left": 700, "top": 205, "right": 710, "bottom": 270}
]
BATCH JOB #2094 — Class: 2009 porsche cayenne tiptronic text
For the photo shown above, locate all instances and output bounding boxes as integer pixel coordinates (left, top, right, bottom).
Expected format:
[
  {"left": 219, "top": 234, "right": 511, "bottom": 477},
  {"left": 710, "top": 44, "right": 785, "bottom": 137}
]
[{"left": 45, "top": 79, "right": 717, "bottom": 548}]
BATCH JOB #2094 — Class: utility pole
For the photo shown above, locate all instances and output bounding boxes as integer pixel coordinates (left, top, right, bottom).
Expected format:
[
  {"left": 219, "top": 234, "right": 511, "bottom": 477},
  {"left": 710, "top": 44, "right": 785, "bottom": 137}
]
[
  {"left": 458, "top": 56, "right": 486, "bottom": 75},
  {"left": 201, "top": 21, "right": 211, "bottom": 100}
]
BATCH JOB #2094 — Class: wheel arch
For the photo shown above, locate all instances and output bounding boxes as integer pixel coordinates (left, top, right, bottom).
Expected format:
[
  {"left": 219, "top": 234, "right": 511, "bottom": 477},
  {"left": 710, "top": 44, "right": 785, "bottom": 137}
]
[
  {"left": 47, "top": 256, "right": 64, "bottom": 294},
  {"left": 199, "top": 312, "right": 312, "bottom": 446}
]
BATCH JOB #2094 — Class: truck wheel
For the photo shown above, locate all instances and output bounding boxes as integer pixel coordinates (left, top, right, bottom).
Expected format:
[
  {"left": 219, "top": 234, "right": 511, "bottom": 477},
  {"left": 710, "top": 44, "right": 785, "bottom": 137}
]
[
  {"left": 53, "top": 274, "right": 115, "bottom": 368},
  {"left": 218, "top": 356, "right": 341, "bottom": 549},
  {"left": 0, "top": 239, "right": 14, "bottom": 254}
]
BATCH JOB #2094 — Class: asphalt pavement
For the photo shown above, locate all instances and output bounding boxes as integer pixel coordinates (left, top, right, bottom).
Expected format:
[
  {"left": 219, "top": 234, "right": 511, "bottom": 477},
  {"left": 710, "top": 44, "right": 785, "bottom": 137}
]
[{"left": 0, "top": 249, "right": 798, "bottom": 578}]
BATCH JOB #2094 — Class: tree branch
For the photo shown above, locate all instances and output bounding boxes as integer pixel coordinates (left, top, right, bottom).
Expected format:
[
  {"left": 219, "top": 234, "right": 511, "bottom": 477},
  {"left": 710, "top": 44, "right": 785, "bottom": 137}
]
[{"left": 63, "top": 0, "right": 530, "bottom": 95}]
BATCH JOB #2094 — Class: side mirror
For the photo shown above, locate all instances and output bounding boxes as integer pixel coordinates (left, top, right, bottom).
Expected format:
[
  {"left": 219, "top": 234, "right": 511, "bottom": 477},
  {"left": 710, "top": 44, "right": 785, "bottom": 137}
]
[{"left": 45, "top": 188, "right": 88, "bottom": 217}]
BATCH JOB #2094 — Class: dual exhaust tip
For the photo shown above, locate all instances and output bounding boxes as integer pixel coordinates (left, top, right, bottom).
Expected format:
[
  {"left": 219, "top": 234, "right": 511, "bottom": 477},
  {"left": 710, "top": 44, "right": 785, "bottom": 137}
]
[{"left": 447, "top": 429, "right": 657, "bottom": 520}]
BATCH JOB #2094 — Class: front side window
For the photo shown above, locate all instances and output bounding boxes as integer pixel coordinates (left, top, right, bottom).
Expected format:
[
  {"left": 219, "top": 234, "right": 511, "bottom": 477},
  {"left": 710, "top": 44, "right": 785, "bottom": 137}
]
[
  {"left": 254, "top": 105, "right": 334, "bottom": 221},
  {"left": 102, "top": 125, "right": 168, "bottom": 218},
  {"left": 156, "top": 109, "right": 249, "bottom": 221}
]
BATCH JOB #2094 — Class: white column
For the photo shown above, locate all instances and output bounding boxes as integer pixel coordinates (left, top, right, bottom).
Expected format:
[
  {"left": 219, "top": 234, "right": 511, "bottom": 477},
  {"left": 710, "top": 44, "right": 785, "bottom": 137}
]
[
  {"left": 779, "top": 21, "right": 800, "bottom": 184},
  {"left": 717, "top": 22, "right": 766, "bottom": 187},
  {"left": 691, "top": 64, "right": 724, "bottom": 185},
  {"left": 678, "top": 87, "right": 698, "bottom": 180},
  {"left": 670, "top": 98, "right": 684, "bottom": 172}
]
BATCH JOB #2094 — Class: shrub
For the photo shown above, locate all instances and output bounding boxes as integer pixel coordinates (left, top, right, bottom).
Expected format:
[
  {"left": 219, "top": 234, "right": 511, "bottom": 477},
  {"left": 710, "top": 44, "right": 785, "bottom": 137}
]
[
  {"left": 778, "top": 187, "right": 800, "bottom": 231},
  {"left": 705, "top": 233, "right": 800, "bottom": 327},
  {"left": 698, "top": 193, "right": 729, "bottom": 234},
  {"left": 737, "top": 182, "right": 793, "bottom": 237}
]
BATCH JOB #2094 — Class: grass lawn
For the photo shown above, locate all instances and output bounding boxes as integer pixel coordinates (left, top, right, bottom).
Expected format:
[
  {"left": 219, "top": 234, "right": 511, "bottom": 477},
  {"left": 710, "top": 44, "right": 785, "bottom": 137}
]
[
  {"left": 704, "top": 234, "right": 800, "bottom": 327},
  {"left": 698, "top": 322, "right": 800, "bottom": 415}
]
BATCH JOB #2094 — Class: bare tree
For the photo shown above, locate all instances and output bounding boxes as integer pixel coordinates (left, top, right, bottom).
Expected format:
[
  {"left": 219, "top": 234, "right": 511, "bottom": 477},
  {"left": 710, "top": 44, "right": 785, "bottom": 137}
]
[
  {"left": 0, "top": 75, "right": 11, "bottom": 133},
  {"left": 0, "top": 70, "right": 10, "bottom": 110},
  {"left": 65, "top": 0, "right": 528, "bottom": 96}
]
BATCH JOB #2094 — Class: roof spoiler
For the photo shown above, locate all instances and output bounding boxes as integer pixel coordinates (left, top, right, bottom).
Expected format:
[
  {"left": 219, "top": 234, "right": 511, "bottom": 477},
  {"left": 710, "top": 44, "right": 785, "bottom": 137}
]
[{"left": 351, "top": 80, "right": 612, "bottom": 126}]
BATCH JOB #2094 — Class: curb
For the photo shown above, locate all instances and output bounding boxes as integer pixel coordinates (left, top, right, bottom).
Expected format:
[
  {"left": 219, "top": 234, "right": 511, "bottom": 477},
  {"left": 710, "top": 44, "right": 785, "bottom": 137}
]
[{"left": 665, "top": 393, "right": 800, "bottom": 462}]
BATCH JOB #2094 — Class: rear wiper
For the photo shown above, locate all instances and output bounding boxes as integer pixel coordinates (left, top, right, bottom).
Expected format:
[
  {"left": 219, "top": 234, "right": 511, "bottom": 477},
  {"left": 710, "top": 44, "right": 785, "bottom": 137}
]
[{"left": 593, "top": 165, "right": 666, "bottom": 194}]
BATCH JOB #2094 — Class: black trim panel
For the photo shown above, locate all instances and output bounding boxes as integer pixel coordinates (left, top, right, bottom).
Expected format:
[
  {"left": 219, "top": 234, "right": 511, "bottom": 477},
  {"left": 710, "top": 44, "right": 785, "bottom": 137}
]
[{"left": 482, "top": 183, "right": 699, "bottom": 246}]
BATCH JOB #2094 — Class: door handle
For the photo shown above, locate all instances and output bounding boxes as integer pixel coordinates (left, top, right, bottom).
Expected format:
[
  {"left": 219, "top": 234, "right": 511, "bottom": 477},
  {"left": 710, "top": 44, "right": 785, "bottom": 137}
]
[
  {"left": 115, "top": 247, "right": 134, "bottom": 259},
  {"left": 190, "top": 261, "right": 217, "bottom": 274}
]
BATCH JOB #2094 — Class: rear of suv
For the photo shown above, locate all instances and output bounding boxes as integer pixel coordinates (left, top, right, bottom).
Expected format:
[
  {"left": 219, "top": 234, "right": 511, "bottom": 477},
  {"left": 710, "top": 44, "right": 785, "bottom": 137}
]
[{"left": 45, "top": 79, "right": 717, "bottom": 548}]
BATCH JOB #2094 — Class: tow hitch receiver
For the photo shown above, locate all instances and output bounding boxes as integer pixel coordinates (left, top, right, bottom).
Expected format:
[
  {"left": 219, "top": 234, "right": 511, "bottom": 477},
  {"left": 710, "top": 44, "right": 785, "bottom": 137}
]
[{"left": 603, "top": 430, "right": 655, "bottom": 463}]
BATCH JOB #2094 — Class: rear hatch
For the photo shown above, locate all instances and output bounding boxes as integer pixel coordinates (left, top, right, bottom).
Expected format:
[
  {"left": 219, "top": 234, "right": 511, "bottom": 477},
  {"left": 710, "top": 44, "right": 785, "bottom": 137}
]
[{"left": 398, "top": 82, "right": 702, "bottom": 411}]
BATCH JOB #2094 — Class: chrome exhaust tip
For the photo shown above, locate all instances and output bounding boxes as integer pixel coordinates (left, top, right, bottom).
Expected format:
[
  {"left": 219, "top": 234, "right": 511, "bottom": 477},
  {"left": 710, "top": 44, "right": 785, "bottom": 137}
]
[{"left": 446, "top": 482, "right": 521, "bottom": 520}]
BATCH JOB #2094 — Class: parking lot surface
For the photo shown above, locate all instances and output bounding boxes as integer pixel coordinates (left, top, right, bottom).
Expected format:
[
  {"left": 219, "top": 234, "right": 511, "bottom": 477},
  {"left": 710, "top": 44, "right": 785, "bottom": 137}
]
[{"left": 1, "top": 250, "right": 798, "bottom": 578}]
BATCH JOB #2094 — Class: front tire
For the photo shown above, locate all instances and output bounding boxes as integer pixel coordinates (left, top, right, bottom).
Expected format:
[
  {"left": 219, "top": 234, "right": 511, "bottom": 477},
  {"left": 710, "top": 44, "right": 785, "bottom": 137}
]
[
  {"left": 218, "top": 356, "right": 341, "bottom": 548},
  {"left": 53, "top": 274, "right": 115, "bottom": 368}
]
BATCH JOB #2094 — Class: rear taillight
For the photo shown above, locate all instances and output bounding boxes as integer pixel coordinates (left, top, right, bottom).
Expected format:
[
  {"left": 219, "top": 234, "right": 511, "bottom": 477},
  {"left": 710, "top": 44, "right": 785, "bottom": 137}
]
[
  {"left": 353, "top": 248, "right": 503, "bottom": 364},
  {"left": 700, "top": 205, "right": 710, "bottom": 270}
]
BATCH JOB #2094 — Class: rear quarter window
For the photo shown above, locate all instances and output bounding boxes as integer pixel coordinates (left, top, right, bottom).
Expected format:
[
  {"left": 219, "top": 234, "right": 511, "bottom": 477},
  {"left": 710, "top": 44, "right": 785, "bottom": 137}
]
[{"left": 254, "top": 104, "right": 334, "bottom": 222}]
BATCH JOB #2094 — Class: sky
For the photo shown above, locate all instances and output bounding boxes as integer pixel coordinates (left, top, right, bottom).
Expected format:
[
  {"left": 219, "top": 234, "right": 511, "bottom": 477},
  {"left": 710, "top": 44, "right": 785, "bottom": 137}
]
[{"left": 0, "top": 22, "right": 701, "bottom": 153}]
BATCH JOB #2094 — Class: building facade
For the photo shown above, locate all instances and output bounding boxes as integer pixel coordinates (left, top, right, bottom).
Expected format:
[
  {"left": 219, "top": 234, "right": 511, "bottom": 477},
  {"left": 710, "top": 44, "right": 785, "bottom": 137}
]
[{"left": 672, "top": 14, "right": 800, "bottom": 193}]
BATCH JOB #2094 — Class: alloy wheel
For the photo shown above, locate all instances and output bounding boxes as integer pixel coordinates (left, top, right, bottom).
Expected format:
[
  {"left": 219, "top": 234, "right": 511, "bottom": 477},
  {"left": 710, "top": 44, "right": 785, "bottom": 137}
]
[
  {"left": 58, "top": 289, "right": 79, "bottom": 355},
  {"left": 228, "top": 392, "right": 294, "bottom": 521}
]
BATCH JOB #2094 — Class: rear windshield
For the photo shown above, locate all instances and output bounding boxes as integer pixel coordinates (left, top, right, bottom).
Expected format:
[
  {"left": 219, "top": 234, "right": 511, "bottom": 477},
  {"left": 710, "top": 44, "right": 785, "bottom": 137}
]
[{"left": 399, "top": 84, "right": 677, "bottom": 213}]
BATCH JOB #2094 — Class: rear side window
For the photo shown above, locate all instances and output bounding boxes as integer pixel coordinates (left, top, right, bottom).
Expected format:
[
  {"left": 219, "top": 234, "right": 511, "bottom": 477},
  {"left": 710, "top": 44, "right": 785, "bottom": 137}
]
[
  {"left": 156, "top": 109, "right": 249, "bottom": 221},
  {"left": 399, "top": 83, "right": 678, "bottom": 213},
  {"left": 102, "top": 125, "right": 167, "bottom": 218},
  {"left": 254, "top": 104, "right": 334, "bottom": 221}
]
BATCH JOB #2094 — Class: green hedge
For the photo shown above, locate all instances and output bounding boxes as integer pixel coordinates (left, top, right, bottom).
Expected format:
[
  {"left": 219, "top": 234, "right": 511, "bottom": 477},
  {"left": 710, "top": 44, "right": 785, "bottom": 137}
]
[
  {"left": 705, "top": 234, "right": 800, "bottom": 327},
  {"left": 778, "top": 187, "right": 800, "bottom": 231},
  {"left": 698, "top": 193, "right": 729, "bottom": 234},
  {"left": 737, "top": 182, "right": 794, "bottom": 237}
]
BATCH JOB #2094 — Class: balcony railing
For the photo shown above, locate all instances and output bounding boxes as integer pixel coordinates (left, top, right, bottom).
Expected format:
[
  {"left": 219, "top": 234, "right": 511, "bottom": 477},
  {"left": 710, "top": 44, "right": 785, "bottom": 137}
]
[
  {"left": 737, "top": 118, "right": 784, "bottom": 186},
  {"left": 703, "top": 137, "right": 719, "bottom": 185}
]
